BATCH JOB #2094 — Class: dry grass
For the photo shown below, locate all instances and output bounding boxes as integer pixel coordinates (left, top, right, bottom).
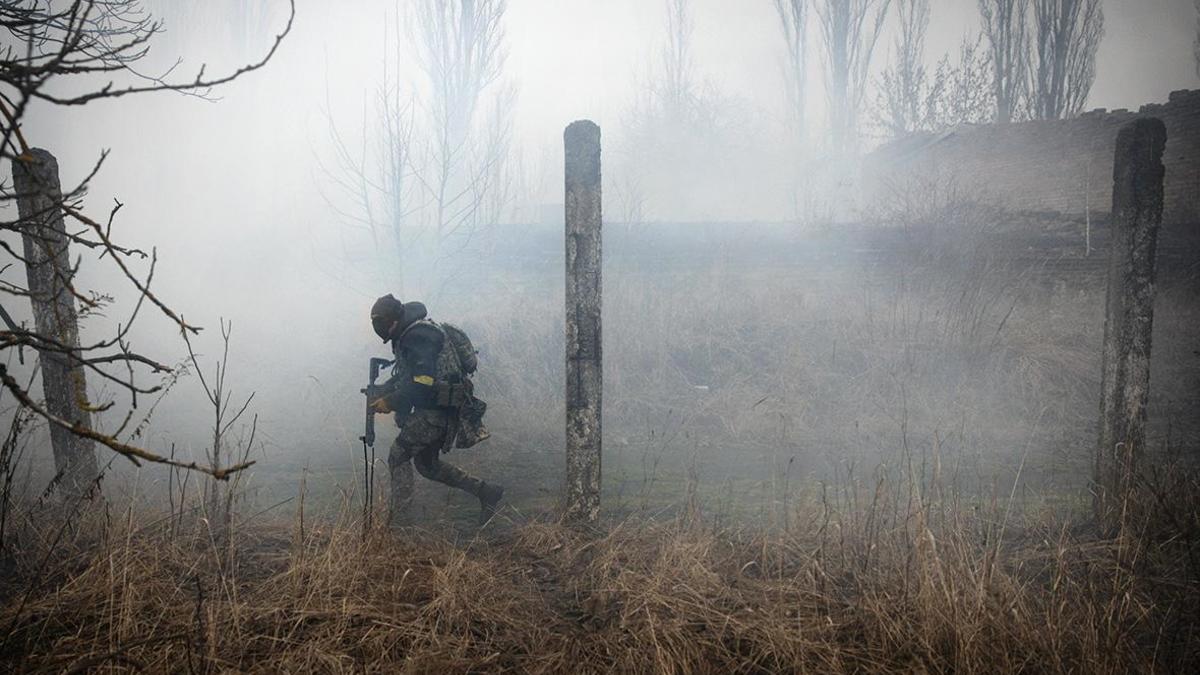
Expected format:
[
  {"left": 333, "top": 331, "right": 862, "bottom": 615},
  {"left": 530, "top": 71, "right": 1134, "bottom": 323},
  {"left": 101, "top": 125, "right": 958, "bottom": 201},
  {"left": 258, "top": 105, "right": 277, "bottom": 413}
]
[{"left": 1, "top": 474, "right": 1197, "bottom": 674}]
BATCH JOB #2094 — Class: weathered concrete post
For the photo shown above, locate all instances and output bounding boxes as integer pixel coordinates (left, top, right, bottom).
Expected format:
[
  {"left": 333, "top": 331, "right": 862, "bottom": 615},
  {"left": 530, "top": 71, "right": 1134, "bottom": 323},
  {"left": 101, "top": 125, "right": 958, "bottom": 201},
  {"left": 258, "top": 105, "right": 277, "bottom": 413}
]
[
  {"left": 564, "top": 120, "right": 602, "bottom": 523},
  {"left": 1094, "top": 118, "right": 1166, "bottom": 528},
  {"left": 12, "top": 149, "right": 99, "bottom": 499}
]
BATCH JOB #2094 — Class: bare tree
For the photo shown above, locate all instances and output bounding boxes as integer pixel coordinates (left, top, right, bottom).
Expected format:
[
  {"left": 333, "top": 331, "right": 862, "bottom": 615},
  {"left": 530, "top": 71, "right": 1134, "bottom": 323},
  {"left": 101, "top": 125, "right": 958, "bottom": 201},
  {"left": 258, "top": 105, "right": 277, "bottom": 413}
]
[
  {"left": 814, "top": 0, "right": 892, "bottom": 153},
  {"left": 0, "top": 0, "right": 293, "bottom": 483},
  {"left": 634, "top": 0, "right": 713, "bottom": 130},
  {"left": 183, "top": 320, "right": 256, "bottom": 543},
  {"left": 660, "top": 0, "right": 697, "bottom": 122},
  {"left": 475, "top": 85, "right": 517, "bottom": 230},
  {"left": 772, "top": 0, "right": 809, "bottom": 143},
  {"left": 318, "top": 13, "right": 416, "bottom": 292},
  {"left": 876, "top": 0, "right": 932, "bottom": 137},
  {"left": 412, "top": 0, "right": 512, "bottom": 247},
  {"left": 875, "top": 28, "right": 994, "bottom": 140},
  {"left": 931, "top": 35, "right": 995, "bottom": 128},
  {"left": 619, "top": 0, "right": 748, "bottom": 220},
  {"left": 1029, "top": 0, "right": 1104, "bottom": 120},
  {"left": 977, "top": 0, "right": 1029, "bottom": 123}
]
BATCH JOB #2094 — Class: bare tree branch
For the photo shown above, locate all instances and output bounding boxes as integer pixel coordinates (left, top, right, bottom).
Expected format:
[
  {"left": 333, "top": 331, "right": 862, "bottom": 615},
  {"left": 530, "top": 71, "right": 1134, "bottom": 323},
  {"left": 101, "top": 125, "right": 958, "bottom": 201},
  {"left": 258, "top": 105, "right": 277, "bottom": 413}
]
[
  {"left": 814, "top": 0, "right": 892, "bottom": 153},
  {"left": 773, "top": 0, "right": 809, "bottom": 142},
  {"left": 413, "top": 0, "right": 511, "bottom": 245},
  {"left": 978, "top": 0, "right": 1029, "bottom": 123},
  {"left": 7, "top": 1, "right": 296, "bottom": 107},
  {"left": 0, "top": 363, "right": 252, "bottom": 479},
  {"left": 1029, "top": 0, "right": 1103, "bottom": 120},
  {"left": 875, "top": 0, "right": 931, "bottom": 137},
  {"left": 316, "top": 10, "right": 418, "bottom": 291}
]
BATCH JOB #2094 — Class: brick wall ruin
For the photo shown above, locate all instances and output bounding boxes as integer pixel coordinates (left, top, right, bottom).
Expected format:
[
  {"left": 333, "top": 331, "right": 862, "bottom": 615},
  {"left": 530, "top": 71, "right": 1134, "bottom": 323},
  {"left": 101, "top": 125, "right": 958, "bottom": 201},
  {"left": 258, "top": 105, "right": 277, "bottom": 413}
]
[{"left": 863, "top": 89, "right": 1200, "bottom": 225}]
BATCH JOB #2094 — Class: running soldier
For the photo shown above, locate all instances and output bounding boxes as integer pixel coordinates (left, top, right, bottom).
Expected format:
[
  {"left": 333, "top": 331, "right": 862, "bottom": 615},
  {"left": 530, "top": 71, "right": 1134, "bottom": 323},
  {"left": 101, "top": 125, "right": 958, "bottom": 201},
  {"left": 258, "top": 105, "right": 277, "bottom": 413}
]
[{"left": 366, "top": 294, "right": 503, "bottom": 526}]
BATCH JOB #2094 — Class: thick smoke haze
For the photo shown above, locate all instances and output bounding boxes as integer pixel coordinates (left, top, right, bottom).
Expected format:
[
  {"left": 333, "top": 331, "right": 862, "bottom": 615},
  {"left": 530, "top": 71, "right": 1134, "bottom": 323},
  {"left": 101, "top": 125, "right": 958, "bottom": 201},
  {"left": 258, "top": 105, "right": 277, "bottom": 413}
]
[
  {"left": 5, "top": 3, "right": 1200, "bottom": 670},
  {"left": 6, "top": 0, "right": 1199, "bottom": 506}
]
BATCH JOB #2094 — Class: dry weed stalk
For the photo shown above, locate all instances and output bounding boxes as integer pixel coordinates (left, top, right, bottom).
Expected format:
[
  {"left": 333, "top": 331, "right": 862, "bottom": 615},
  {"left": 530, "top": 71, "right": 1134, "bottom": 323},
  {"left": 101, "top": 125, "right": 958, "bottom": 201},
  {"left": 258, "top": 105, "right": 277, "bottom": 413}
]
[{"left": 0, "top": 466, "right": 1195, "bottom": 673}]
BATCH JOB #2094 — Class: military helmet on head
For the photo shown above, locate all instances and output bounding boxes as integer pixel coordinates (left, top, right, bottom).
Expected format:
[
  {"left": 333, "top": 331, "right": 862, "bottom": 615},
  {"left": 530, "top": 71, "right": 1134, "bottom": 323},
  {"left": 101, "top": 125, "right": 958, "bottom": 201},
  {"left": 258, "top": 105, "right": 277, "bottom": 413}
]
[{"left": 370, "top": 294, "right": 428, "bottom": 342}]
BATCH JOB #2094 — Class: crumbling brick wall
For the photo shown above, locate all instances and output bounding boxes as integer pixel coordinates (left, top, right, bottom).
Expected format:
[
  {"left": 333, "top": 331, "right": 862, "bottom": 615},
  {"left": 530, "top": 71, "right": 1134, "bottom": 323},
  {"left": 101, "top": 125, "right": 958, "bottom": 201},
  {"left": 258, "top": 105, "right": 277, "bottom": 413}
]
[{"left": 863, "top": 89, "right": 1200, "bottom": 225}]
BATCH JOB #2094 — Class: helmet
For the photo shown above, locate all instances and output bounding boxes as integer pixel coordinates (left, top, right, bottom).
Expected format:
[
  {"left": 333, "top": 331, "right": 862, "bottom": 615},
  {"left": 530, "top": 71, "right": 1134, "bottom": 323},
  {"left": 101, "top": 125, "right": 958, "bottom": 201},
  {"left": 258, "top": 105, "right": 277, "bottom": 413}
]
[
  {"left": 370, "top": 294, "right": 406, "bottom": 342},
  {"left": 370, "top": 294, "right": 429, "bottom": 342}
]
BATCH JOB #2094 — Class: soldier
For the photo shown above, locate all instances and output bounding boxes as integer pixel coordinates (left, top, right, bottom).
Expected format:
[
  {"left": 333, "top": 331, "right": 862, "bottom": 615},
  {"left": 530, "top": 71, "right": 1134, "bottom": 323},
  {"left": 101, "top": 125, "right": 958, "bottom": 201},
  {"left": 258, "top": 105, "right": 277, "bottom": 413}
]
[{"left": 367, "top": 294, "right": 504, "bottom": 526}]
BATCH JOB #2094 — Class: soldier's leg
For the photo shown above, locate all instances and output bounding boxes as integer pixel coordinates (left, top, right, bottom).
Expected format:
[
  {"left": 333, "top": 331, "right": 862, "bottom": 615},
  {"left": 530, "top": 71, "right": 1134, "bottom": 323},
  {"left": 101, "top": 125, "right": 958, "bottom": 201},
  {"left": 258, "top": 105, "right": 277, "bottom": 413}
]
[
  {"left": 412, "top": 445, "right": 485, "bottom": 497},
  {"left": 386, "top": 436, "right": 415, "bottom": 527},
  {"left": 403, "top": 414, "right": 503, "bottom": 523}
]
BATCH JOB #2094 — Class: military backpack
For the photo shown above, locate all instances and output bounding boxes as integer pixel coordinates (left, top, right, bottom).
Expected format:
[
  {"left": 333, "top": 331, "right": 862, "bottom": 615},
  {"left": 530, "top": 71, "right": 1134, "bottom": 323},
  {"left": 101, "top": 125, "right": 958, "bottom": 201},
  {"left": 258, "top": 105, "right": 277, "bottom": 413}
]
[{"left": 441, "top": 323, "right": 478, "bottom": 375}]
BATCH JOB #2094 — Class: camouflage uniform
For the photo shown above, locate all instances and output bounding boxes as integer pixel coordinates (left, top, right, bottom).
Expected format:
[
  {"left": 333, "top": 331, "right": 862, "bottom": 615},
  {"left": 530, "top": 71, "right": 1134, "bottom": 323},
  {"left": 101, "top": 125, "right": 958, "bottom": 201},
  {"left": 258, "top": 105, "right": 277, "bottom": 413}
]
[{"left": 383, "top": 318, "right": 495, "bottom": 525}]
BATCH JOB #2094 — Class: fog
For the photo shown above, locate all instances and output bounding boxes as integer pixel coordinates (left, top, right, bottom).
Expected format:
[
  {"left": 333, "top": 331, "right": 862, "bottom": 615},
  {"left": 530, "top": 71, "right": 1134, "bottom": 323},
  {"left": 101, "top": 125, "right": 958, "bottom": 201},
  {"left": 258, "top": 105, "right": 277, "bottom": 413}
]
[{"left": 7, "top": 0, "right": 1200, "bottom": 517}]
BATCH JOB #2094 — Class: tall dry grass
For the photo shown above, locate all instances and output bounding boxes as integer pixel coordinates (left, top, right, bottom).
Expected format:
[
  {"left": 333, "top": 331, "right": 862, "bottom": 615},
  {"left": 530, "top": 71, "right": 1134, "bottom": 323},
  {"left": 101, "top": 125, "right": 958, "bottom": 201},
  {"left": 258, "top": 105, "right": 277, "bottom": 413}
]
[{"left": 1, "top": 460, "right": 1198, "bottom": 673}]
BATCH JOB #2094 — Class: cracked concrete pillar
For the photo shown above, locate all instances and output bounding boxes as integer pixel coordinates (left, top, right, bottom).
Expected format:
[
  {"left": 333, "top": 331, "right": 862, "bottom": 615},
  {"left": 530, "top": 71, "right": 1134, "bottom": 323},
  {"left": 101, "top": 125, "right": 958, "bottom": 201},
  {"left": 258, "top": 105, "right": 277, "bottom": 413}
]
[
  {"left": 564, "top": 120, "right": 602, "bottom": 524},
  {"left": 1095, "top": 118, "right": 1166, "bottom": 529}
]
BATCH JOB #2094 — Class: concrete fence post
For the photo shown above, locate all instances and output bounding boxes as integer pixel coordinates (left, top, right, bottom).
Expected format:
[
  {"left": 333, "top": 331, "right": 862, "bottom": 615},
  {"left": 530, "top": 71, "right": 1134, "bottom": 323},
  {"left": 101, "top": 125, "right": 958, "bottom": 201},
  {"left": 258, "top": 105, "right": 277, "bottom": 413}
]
[
  {"left": 12, "top": 148, "right": 99, "bottom": 500},
  {"left": 564, "top": 120, "right": 602, "bottom": 523},
  {"left": 1094, "top": 118, "right": 1166, "bottom": 528}
]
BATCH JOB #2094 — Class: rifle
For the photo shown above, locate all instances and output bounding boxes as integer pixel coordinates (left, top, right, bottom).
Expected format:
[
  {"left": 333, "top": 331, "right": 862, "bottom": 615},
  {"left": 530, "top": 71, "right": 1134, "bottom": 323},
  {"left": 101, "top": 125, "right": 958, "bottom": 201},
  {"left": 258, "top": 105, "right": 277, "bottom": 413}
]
[
  {"left": 359, "top": 357, "right": 393, "bottom": 532},
  {"left": 360, "top": 357, "right": 394, "bottom": 447}
]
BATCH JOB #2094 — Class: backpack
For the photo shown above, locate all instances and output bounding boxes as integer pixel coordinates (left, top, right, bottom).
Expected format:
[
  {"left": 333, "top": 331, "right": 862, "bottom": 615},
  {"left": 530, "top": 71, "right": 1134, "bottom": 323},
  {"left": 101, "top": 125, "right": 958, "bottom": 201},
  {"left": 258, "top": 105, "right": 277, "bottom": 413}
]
[{"left": 440, "top": 323, "right": 478, "bottom": 375}]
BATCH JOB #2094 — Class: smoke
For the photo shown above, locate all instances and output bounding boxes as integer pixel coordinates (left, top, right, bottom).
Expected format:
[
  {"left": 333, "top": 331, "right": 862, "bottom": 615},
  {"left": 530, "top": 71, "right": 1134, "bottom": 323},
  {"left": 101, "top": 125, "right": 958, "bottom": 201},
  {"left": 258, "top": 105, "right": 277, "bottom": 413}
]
[{"left": 3, "top": 0, "right": 1195, "bottom": 507}]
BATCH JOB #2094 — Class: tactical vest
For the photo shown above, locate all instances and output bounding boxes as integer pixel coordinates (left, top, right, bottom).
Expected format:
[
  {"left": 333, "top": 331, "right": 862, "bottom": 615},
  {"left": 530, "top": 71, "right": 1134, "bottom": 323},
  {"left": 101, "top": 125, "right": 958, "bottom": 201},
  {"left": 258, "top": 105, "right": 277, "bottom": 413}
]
[{"left": 394, "top": 319, "right": 470, "bottom": 409}]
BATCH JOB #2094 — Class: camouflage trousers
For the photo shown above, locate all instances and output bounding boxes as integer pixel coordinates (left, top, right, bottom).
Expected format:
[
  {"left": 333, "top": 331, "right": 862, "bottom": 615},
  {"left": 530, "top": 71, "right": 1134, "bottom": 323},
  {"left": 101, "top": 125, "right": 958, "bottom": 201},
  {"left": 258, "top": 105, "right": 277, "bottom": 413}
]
[{"left": 387, "top": 411, "right": 486, "bottom": 527}]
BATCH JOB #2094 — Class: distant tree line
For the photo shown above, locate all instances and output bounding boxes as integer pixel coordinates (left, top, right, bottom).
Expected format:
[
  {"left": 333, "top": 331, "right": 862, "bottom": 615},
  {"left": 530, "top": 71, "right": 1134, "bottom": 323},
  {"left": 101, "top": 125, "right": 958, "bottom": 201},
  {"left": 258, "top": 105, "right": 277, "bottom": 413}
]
[
  {"left": 768, "top": 0, "right": 1106, "bottom": 149},
  {"left": 309, "top": 0, "right": 1118, "bottom": 232},
  {"left": 873, "top": 0, "right": 1105, "bottom": 141}
]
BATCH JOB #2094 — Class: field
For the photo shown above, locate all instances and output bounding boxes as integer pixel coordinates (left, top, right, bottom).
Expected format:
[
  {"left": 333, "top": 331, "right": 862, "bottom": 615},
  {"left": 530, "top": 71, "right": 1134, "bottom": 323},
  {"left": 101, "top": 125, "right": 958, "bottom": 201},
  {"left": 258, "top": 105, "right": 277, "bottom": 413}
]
[
  {"left": 2, "top": 204, "right": 1199, "bottom": 672},
  {"left": 279, "top": 205, "right": 1198, "bottom": 524},
  {"left": 1, "top": 474, "right": 1198, "bottom": 673}
]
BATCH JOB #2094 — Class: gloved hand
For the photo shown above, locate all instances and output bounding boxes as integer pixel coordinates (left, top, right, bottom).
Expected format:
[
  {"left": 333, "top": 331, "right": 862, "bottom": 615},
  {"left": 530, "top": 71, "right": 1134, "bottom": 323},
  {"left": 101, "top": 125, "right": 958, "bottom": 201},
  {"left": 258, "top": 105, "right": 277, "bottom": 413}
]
[{"left": 366, "top": 381, "right": 399, "bottom": 414}]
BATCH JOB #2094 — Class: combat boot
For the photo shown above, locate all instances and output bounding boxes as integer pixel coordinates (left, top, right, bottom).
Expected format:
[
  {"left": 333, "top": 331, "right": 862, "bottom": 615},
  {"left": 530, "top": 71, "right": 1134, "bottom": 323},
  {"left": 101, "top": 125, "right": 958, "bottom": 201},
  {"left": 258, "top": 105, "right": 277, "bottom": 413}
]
[{"left": 478, "top": 482, "right": 504, "bottom": 525}]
